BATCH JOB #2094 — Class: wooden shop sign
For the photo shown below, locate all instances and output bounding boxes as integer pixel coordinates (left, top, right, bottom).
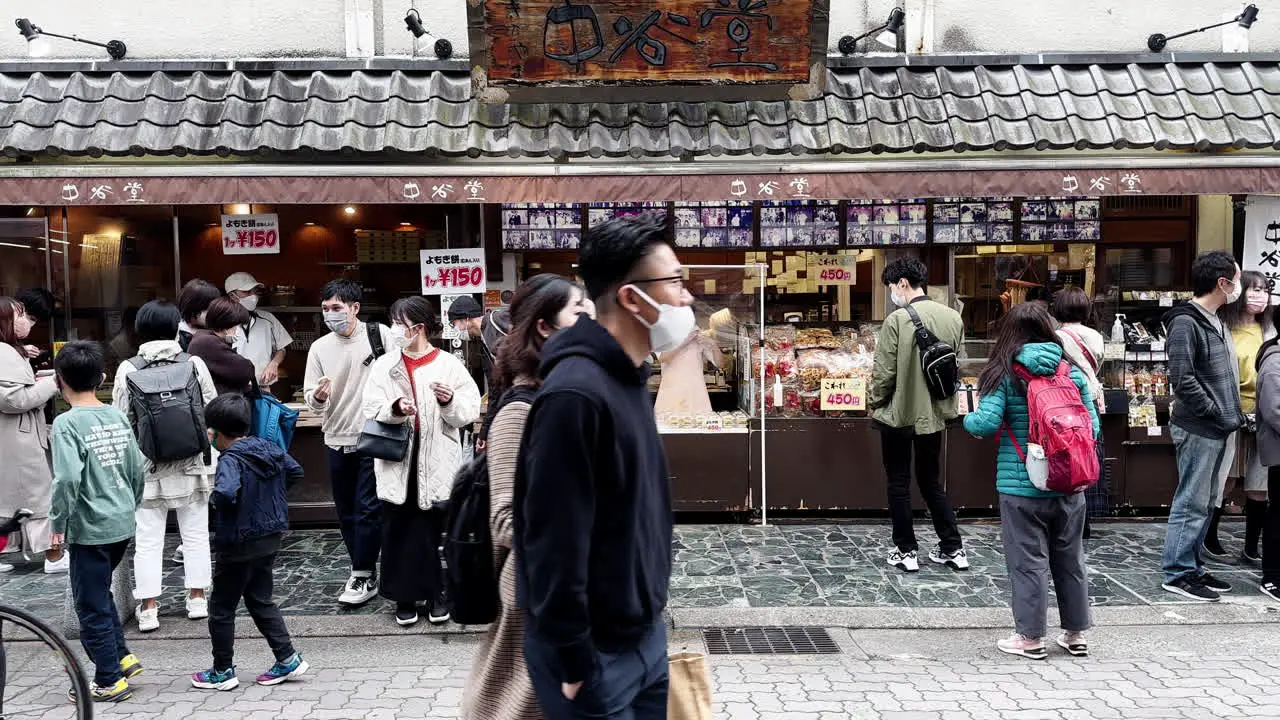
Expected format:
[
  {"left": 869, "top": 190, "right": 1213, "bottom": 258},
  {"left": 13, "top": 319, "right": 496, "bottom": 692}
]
[{"left": 467, "top": 0, "right": 830, "bottom": 103}]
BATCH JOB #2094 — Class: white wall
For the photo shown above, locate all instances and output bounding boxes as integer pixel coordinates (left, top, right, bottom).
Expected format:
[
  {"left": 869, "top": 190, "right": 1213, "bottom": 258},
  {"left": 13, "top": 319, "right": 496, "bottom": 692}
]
[{"left": 2, "top": 0, "right": 1273, "bottom": 60}]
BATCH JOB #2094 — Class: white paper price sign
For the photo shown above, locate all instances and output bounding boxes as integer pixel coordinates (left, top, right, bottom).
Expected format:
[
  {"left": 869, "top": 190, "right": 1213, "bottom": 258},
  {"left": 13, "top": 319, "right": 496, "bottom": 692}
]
[
  {"left": 420, "top": 248, "right": 487, "bottom": 296},
  {"left": 808, "top": 254, "right": 857, "bottom": 285},
  {"left": 221, "top": 214, "right": 280, "bottom": 255},
  {"left": 820, "top": 377, "right": 866, "bottom": 411}
]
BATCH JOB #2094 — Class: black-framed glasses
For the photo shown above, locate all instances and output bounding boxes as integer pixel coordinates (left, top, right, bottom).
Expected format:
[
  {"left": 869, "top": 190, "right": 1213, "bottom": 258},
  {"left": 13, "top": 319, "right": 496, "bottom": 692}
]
[{"left": 629, "top": 274, "right": 686, "bottom": 289}]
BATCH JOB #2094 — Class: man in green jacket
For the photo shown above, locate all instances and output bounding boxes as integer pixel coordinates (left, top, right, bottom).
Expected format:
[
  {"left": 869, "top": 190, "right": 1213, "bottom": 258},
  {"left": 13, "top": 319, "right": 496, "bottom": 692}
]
[{"left": 867, "top": 257, "right": 967, "bottom": 574}]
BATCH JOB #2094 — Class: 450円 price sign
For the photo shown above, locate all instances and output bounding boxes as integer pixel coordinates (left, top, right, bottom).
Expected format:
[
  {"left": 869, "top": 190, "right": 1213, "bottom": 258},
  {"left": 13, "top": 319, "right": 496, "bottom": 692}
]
[
  {"left": 820, "top": 377, "right": 865, "bottom": 411},
  {"left": 807, "top": 253, "right": 856, "bottom": 284}
]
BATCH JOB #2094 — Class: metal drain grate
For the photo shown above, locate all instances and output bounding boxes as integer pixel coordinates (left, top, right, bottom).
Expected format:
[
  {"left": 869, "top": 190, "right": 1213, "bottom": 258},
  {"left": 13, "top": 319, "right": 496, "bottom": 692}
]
[{"left": 703, "top": 627, "right": 840, "bottom": 655}]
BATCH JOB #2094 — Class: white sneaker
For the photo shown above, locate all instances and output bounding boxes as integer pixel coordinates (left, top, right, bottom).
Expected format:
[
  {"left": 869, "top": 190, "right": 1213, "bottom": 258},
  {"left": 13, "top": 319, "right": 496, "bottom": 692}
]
[
  {"left": 137, "top": 605, "right": 160, "bottom": 633},
  {"left": 338, "top": 573, "right": 378, "bottom": 606},
  {"left": 887, "top": 548, "right": 919, "bottom": 573},
  {"left": 187, "top": 596, "right": 209, "bottom": 620},
  {"left": 929, "top": 547, "right": 970, "bottom": 571},
  {"left": 172, "top": 545, "right": 185, "bottom": 564},
  {"left": 0, "top": 563, "right": 13, "bottom": 573},
  {"left": 44, "top": 553, "right": 69, "bottom": 574}
]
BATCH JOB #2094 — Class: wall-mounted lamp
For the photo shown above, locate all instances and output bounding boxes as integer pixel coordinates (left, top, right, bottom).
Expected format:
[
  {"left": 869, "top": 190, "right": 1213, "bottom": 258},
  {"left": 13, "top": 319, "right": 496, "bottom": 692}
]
[
  {"left": 405, "top": 9, "right": 453, "bottom": 60},
  {"left": 15, "top": 18, "right": 127, "bottom": 60},
  {"left": 838, "top": 7, "right": 905, "bottom": 55},
  {"left": 1147, "top": 3, "right": 1258, "bottom": 52}
]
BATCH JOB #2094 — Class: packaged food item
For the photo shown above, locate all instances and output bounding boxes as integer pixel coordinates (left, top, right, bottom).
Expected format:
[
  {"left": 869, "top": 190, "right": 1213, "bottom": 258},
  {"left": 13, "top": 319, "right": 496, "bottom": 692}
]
[
  {"left": 795, "top": 327, "right": 842, "bottom": 350},
  {"left": 764, "top": 325, "right": 795, "bottom": 351}
]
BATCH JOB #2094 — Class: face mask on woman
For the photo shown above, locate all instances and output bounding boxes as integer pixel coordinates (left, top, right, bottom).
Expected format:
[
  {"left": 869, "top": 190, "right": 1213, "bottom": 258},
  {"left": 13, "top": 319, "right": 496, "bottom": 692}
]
[
  {"left": 1246, "top": 289, "right": 1269, "bottom": 316},
  {"left": 389, "top": 323, "right": 418, "bottom": 349},
  {"left": 12, "top": 312, "right": 31, "bottom": 340}
]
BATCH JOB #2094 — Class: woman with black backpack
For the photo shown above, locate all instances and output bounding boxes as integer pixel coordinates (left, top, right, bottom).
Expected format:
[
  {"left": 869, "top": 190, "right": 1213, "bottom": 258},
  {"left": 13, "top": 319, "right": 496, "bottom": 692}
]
[
  {"left": 461, "top": 275, "right": 593, "bottom": 720},
  {"left": 963, "top": 302, "right": 1101, "bottom": 660},
  {"left": 112, "top": 301, "right": 219, "bottom": 633}
]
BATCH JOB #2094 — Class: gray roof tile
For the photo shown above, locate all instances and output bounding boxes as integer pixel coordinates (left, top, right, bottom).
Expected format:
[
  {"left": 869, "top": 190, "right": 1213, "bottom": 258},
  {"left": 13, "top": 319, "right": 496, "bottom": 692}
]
[{"left": 0, "top": 61, "right": 1276, "bottom": 158}]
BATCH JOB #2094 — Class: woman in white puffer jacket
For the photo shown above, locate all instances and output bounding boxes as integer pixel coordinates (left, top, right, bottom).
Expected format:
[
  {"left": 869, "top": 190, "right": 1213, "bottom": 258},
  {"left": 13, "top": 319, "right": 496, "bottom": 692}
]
[{"left": 362, "top": 296, "right": 480, "bottom": 628}]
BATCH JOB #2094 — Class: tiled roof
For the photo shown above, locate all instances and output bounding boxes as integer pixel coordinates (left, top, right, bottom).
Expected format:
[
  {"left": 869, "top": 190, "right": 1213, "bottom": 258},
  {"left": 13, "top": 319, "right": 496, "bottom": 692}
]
[{"left": 1, "top": 61, "right": 1279, "bottom": 159}]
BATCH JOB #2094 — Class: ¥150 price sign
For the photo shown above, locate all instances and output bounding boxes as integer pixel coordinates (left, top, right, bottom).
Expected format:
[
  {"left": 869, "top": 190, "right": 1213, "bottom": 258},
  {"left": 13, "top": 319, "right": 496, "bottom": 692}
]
[
  {"left": 221, "top": 214, "right": 281, "bottom": 255},
  {"left": 808, "top": 254, "right": 857, "bottom": 285},
  {"left": 421, "top": 248, "right": 487, "bottom": 295},
  {"left": 820, "top": 377, "right": 866, "bottom": 411}
]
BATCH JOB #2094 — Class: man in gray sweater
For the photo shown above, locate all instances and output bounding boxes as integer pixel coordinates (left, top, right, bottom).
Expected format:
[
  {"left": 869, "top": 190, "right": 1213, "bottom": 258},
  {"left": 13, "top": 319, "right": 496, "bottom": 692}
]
[
  {"left": 1160, "top": 251, "right": 1246, "bottom": 602},
  {"left": 304, "top": 279, "right": 394, "bottom": 607}
]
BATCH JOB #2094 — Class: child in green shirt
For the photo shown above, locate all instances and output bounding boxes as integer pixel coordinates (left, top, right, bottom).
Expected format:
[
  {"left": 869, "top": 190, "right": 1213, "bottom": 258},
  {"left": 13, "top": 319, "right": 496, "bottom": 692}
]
[{"left": 49, "top": 341, "right": 147, "bottom": 703}]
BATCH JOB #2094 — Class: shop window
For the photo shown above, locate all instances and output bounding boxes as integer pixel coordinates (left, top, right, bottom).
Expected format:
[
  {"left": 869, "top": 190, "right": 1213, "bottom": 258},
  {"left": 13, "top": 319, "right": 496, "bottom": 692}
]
[
  {"left": 57, "top": 206, "right": 178, "bottom": 372},
  {"left": 846, "top": 199, "right": 927, "bottom": 246},
  {"left": 674, "top": 201, "right": 754, "bottom": 248},
  {"left": 757, "top": 200, "right": 837, "bottom": 248},
  {"left": 501, "top": 203, "right": 583, "bottom": 249}
]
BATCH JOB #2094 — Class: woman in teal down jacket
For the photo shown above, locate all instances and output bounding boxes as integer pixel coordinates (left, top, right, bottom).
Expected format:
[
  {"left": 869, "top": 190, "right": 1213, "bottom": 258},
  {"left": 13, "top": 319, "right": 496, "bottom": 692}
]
[{"left": 963, "top": 302, "right": 1100, "bottom": 661}]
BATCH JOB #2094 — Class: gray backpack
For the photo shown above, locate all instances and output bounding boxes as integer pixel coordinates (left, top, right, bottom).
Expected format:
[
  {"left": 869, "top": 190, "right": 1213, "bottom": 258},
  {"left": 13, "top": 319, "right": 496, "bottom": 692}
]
[{"left": 125, "top": 353, "right": 211, "bottom": 467}]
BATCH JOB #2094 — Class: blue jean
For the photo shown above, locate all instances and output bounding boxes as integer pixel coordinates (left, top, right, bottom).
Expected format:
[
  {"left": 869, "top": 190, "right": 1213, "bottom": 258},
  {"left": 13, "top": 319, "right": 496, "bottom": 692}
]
[
  {"left": 1162, "top": 425, "right": 1228, "bottom": 584},
  {"left": 525, "top": 620, "right": 669, "bottom": 720},
  {"left": 327, "top": 448, "right": 382, "bottom": 573},
  {"left": 70, "top": 541, "right": 132, "bottom": 686}
]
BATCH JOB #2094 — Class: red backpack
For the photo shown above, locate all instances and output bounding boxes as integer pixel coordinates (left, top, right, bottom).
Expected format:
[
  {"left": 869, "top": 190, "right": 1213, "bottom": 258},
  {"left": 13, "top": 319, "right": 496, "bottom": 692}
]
[{"left": 1008, "top": 361, "right": 1099, "bottom": 494}]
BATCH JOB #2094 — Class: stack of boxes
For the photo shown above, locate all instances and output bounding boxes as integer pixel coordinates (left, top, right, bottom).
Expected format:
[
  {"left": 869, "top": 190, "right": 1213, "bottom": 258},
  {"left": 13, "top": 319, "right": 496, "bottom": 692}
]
[{"left": 355, "top": 230, "right": 422, "bottom": 263}]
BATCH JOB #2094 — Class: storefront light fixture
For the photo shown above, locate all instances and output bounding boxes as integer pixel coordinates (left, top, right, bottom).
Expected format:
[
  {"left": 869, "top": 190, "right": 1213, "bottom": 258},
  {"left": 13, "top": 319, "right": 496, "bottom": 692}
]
[
  {"left": 15, "top": 18, "right": 127, "bottom": 60},
  {"left": 405, "top": 8, "right": 453, "bottom": 60},
  {"left": 837, "top": 7, "right": 905, "bottom": 55},
  {"left": 1147, "top": 3, "right": 1259, "bottom": 52},
  {"left": 226, "top": 203, "right": 251, "bottom": 215},
  {"left": 343, "top": 206, "right": 357, "bottom": 216}
]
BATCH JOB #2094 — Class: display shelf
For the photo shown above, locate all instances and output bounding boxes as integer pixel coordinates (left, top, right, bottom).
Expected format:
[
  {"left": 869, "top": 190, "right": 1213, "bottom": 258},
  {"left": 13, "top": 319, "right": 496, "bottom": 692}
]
[{"left": 658, "top": 427, "right": 750, "bottom": 435}]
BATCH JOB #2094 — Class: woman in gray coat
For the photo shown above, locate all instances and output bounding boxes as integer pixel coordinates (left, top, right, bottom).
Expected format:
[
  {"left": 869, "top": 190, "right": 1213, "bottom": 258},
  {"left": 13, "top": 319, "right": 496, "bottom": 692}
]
[{"left": 0, "top": 297, "right": 61, "bottom": 573}]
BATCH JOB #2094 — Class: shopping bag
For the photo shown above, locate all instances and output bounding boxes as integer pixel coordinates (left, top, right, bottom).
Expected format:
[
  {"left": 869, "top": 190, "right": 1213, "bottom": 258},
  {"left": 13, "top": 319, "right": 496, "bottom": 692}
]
[{"left": 667, "top": 651, "right": 713, "bottom": 720}]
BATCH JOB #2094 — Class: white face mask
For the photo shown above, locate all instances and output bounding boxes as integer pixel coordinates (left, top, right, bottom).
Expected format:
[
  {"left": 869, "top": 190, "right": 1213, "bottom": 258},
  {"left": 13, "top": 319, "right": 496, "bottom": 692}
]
[
  {"left": 323, "top": 310, "right": 352, "bottom": 336},
  {"left": 890, "top": 290, "right": 908, "bottom": 308},
  {"left": 238, "top": 295, "right": 260, "bottom": 313},
  {"left": 1224, "top": 277, "right": 1243, "bottom": 305},
  {"left": 625, "top": 285, "right": 696, "bottom": 354},
  {"left": 389, "top": 324, "right": 417, "bottom": 349}
]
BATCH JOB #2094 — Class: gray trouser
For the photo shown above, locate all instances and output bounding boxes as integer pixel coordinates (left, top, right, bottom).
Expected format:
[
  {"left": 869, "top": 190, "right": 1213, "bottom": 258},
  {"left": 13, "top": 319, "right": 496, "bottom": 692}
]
[{"left": 1000, "top": 493, "right": 1092, "bottom": 639}]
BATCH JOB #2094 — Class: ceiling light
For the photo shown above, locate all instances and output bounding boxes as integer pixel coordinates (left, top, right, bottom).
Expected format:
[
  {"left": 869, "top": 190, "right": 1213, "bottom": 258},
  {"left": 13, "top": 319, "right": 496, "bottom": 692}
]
[
  {"left": 1147, "top": 3, "right": 1259, "bottom": 52},
  {"left": 405, "top": 8, "right": 453, "bottom": 59},
  {"left": 838, "top": 8, "right": 905, "bottom": 55},
  {"left": 343, "top": 206, "right": 357, "bottom": 216},
  {"left": 227, "top": 203, "right": 251, "bottom": 215},
  {"left": 0, "top": 241, "right": 30, "bottom": 250},
  {"left": 14, "top": 18, "right": 127, "bottom": 60},
  {"left": 304, "top": 222, "right": 317, "bottom": 226},
  {"left": 400, "top": 222, "right": 413, "bottom": 226}
]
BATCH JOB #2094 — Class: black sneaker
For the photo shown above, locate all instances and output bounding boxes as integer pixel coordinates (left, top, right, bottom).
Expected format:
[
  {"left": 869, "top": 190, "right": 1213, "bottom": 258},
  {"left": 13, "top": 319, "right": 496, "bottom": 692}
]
[
  {"left": 1199, "top": 572, "right": 1232, "bottom": 593},
  {"left": 1201, "top": 541, "right": 1231, "bottom": 562},
  {"left": 1161, "top": 576, "right": 1220, "bottom": 602},
  {"left": 1241, "top": 548, "right": 1262, "bottom": 566},
  {"left": 1261, "top": 581, "right": 1280, "bottom": 603},
  {"left": 428, "top": 594, "right": 451, "bottom": 625},
  {"left": 395, "top": 602, "right": 419, "bottom": 627}
]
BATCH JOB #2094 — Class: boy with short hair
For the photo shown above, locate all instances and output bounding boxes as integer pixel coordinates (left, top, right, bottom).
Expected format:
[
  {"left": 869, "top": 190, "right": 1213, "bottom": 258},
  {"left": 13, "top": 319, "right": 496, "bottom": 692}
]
[
  {"left": 192, "top": 393, "right": 308, "bottom": 691},
  {"left": 49, "top": 341, "right": 147, "bottom": 703}
]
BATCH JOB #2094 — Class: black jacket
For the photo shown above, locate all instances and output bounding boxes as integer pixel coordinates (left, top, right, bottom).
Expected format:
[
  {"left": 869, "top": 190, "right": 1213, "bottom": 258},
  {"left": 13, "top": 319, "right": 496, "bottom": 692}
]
[
  {"left": 1163, "top": 304, "right": 1245, "bottom": 439},
  {"left": 515, "top": 317, "right": 673, "bottom": 684}
]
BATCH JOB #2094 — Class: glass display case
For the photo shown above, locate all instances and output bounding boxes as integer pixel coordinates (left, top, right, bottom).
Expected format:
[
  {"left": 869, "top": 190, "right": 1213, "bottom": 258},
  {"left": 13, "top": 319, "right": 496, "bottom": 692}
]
[{"left": 752, "top": 321, "right": 878, "bottom": 419}]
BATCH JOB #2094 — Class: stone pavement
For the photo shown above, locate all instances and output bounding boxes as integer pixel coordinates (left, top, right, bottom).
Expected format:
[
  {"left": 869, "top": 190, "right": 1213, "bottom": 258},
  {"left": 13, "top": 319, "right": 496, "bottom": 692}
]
[
  {"left": 10, "top": 624, "right": 1280, "bottom": 719},
  {"left": 5, "top": 521, "right": 1278, "bottom": 633}
]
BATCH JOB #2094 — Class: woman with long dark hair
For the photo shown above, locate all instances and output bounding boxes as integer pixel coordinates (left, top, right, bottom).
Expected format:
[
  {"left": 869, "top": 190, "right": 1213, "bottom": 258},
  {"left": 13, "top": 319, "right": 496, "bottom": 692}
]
[
  {"left": 0, "top": 297, "right": 62, "bottom": 573},
  {"left": 1253, "top": 307, "right": 1280, "bottom": 601},
  {"left": 963, "top": 302, "right": 1100, "bottom": 659},
  {"left": 362, "top": 296, "right": 480, "bottom": 627},
  {"left": 462, "top": 274, "right": 593, "bottom": 720},
  {"left": 1207, "top": 270, "right": 1275, "bottom": 562}
]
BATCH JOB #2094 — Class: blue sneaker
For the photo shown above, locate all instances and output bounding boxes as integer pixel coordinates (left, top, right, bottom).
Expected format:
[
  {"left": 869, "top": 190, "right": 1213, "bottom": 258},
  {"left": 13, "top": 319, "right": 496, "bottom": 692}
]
[
  {"left": 191, "top": 666, "right": 239, "bottom": 691},
  {"left": 256, "top": 653, "right": 308, "bottom": 686}
]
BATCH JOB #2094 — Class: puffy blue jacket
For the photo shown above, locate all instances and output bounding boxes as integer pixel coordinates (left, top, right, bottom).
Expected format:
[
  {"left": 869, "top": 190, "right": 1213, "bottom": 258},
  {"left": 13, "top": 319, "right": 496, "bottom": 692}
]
[
  {"left": 211, "top": 436, "right": 303, "bottom": 549},
  {"left": 962, "top": 342, "right": 1101, "bottom": 498}
]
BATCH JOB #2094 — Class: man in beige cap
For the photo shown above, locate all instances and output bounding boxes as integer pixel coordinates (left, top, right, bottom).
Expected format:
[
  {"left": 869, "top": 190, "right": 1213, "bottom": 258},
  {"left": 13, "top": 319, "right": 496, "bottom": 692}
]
[{"left": 225, "top": 272, "right": 292, "bottom": 390}]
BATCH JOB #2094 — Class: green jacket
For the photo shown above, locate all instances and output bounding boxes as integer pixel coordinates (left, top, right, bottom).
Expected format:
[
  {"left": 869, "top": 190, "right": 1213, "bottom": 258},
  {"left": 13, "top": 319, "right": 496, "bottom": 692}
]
[
  {"left": 868, "top": 297, "right": 964, "bottom": 435},
  {"left": 50, "top": 405, "right": 146, "bottom": 546}
]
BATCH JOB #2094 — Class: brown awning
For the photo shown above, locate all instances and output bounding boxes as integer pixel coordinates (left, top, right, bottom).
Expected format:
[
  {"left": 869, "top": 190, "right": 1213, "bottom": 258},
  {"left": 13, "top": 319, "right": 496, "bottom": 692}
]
[{"left": 0, "top": 162, "right": 1277, "bottom": 205}]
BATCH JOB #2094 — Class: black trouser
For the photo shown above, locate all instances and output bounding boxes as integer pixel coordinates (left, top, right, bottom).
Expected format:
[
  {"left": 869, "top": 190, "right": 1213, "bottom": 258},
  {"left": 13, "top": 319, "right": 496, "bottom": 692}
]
[
  {"left": 70, "top": 540, "right": 132, "bottom": 686},
  {"left": 525, "top": 620, "right": 669, "bottom": 720},
  {"left": 1265, "top": 467, "right": 1280, "bottom": 584},
  {"left": 327, "top": 449, "right": 382, "bottom": 573},
  {"left": 209, "top": 542, "right": 295, "bottom": 671},
  {"left": 878, "top": 423, "right": 962, "bottom": 554}
]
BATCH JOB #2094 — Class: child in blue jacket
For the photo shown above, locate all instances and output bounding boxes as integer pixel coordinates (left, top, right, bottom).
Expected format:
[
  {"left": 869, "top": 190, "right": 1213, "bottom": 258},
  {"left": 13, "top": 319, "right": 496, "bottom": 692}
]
[
  {"left": 964, "top": 302, "right": 1100, "bottom": 660},
  {"left": 191, "top": 393, "right": 308, "bottom": 691}
]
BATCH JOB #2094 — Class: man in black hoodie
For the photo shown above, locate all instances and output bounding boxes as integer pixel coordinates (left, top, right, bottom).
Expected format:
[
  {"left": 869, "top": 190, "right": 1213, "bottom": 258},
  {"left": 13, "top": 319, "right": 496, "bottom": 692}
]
[
  {"left": 517, "top": 213, "right": 690, "bottom": 719},
  {"left": 1160, "top": 251, "right": 1246, "bottom": 602}
]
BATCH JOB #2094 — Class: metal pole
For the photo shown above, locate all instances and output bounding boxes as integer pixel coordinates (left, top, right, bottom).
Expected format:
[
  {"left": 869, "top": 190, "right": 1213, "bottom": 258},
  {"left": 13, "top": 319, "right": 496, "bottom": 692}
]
[
  {"left": 757, "top": 263, "right": 767, "bottom": 527},
  {"left": 60, "top": 208, "right": 70, "bottom": 339},
  {"left": 171, "top": 208, "right": 181, "bottom": 297}
]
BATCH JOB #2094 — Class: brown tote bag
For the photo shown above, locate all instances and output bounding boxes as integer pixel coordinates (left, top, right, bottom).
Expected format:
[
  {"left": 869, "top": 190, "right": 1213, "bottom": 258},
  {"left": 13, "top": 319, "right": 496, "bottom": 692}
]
[{"left": 668, "top": 651, "right": 713, "bottom": 720}]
